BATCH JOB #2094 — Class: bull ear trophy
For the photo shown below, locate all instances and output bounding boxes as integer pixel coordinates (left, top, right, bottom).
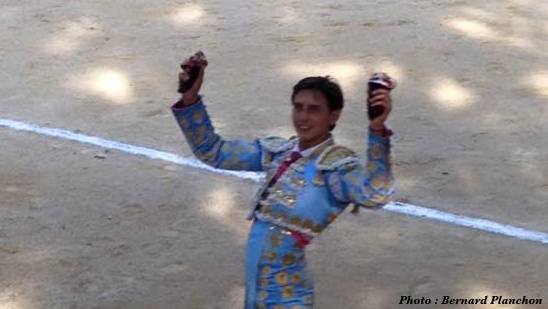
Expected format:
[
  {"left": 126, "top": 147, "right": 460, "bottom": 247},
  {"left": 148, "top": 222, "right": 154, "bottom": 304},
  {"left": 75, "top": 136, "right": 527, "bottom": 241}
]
[{"left": 178, "top": 51, "right": 208, "bottom": 93}]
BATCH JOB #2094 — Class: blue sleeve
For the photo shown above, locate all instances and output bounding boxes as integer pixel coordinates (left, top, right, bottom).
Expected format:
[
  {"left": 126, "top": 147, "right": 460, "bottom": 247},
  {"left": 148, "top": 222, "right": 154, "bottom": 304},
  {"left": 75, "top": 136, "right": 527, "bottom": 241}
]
[
  {"left": 327, "top": 131, "right": 395, "bottom": 209},
  {"left": 172, "top": 98, "right": 264, "bottom": 172}
]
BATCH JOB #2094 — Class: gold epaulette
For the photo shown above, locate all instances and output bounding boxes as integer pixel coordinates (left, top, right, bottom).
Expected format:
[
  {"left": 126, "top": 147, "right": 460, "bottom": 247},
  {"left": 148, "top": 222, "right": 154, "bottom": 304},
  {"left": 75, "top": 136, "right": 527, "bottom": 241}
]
[
  {"left": 259, "top": 136, "right": 296, "bottom": 153},
  {"left": 316, "top": 145, "right": 360, "bottom": 171},
  {"left": 259, "top": 136, "right": 298, "bottom": 168}
]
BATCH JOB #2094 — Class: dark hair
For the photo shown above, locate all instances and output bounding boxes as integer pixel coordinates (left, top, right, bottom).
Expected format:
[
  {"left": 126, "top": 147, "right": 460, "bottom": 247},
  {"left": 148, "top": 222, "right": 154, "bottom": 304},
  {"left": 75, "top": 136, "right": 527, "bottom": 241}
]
[{"left": 291, "top": 76, "right": 344, "bottom": 131}]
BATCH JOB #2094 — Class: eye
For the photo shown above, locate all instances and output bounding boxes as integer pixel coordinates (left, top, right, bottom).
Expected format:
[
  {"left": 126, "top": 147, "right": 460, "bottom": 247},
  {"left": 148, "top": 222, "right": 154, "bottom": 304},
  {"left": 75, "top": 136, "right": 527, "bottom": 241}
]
[
  {"left": 293, "top": 102, "right": 303, "bottom": 112},
  {"left": 309, "top": 105, "right": 321, "bottom": 113}
]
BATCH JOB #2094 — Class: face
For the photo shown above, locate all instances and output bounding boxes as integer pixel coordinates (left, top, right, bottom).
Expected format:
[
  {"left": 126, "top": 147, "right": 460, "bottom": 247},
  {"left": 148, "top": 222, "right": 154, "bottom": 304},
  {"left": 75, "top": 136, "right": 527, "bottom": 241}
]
[{"left": 292, "top": 89, "right": 341, "bottom": 149}]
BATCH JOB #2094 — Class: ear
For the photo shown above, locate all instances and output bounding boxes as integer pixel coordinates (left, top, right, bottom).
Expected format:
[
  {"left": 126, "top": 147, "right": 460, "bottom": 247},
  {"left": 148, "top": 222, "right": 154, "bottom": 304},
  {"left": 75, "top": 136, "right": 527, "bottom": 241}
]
[{"left": 329, "top": 110, "right": 341, "bottom": 125}]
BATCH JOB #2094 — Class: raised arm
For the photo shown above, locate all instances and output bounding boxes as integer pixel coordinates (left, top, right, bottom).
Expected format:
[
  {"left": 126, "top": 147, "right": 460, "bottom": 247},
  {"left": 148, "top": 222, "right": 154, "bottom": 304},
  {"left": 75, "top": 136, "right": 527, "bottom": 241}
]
[
  {"left": 326, "top": 83, "right": 396, "bottom": 210},
  {"left": 326, "top": 131, "right": 394, "bottom": 210},
  {"left": 171, "top": 51, "right": 271, "bottom": 172},
  {"left": 172, "top": 99, "right": 265, "bottom": 171}
]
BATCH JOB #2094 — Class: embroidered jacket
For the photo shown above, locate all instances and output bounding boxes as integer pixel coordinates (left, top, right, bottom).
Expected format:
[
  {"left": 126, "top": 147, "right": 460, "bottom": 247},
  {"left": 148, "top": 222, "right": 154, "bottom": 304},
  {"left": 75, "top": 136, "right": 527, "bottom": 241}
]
[{"left": 172, "top": 98, "right": 395, "bottom": 239}]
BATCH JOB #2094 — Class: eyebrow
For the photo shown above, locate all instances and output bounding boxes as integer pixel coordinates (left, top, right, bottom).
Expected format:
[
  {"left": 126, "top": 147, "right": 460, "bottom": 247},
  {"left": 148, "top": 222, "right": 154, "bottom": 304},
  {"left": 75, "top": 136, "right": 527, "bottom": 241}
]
[{"left": 292, "top": 101, "right": 322, "bottom": 107}]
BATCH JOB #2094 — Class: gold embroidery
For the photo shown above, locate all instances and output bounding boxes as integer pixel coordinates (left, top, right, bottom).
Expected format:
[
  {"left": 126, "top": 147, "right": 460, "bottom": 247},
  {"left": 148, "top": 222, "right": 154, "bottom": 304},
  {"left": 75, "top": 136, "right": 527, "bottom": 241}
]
[
  {"left": 263, "top": 152, "right": 273, "bottom": 167},
  {"left": 260, "top": 205, "right": 272, "bottom": 215},
  {"left": 260, "top": 278, "right": 269, "bottom": 287},
  {"left": 371, "top": 176, "right": 385, "bottom": 189},
  {"left": 292, "top": 272, "right": 302, "bottom": 284},
  {"left": 261, "top": 266, "right": 271, "bottom": 276},
  {"left": 282, "top": 285, "right": 294, "bottom": 298},
  {"left": 285, "top": 194, "right": 296, "bottom": 207},
  {"left": 257, "top": 303, "right": 266, "bottom": 309},
  {"left": 312, "top": 172, "right": 324, "bottom": 186},
  {"left": 275, "top": 272, "right": 289, "bottom": 285},
  {"left": 177, "top": 116, "right": 189, "bottom": 128},
  {"left": 367, "top": 161, "right": 377, "bottom": 173},
  {"left": 371, "top": 144, "right": 383, "bottom": 159},
  {"left": 270, "top": 235, "right": 281, "bottom": 247},
  {"left": 258, "top": 290, "right": 268, "bottom": 300},
  {"left": 302, "top": 219, "right": 313, "bottom": 230},
  {"left": 274, "top": 188, "right": 284, "bottom": 198},
  {"left": 282, "top": 253, "right": 296, "bottom": 265},
  {"left": 292, "top": 177, "right": 306, "bottom": 188},
  {"left": 267, "top": 251, "right": 277, "bottom": 262},
  {"left": 345, "top": 171, "right": 360, "bottom": 185},
  {"left": 276, "top": 212, "right": 287, "bottom": 222},
  {"left": 195, "top": 125, "right": 206, "bottom": 141},
  {"left": 317, "top": 145, "right": 356, "bottom": 169},
  {"left": 191, "top": 110, "right": 203, "bottom": 123},
  {"left": 312, "top": 224, "right": 323, "bottom": 234},
  {"left": 290, "top": 216, "right": 301, "bottom": 226}
]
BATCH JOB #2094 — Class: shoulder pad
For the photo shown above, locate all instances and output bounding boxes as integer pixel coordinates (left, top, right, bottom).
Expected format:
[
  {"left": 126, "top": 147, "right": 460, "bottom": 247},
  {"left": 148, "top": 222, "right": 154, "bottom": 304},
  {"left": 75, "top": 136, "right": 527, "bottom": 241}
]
[
  {"left": 316, "top": 145, "right": 360, "bottom": 171},
  {"left": 259, "top": 136, "right": 297, "bottom": 153}
]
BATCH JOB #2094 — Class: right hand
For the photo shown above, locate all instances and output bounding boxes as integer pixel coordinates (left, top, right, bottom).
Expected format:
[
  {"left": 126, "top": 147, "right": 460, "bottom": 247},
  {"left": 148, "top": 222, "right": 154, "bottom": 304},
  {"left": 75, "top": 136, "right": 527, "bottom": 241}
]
[{"left": 179, "top": 53, "right": 207, "bottom": 106}]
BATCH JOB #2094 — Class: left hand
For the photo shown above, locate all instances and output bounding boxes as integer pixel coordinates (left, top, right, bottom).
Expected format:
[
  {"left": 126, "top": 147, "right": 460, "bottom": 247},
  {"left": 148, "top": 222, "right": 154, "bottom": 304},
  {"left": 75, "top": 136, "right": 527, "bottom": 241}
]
[{"left": 368, "top": 88, "right": 392, "bottom": 129}]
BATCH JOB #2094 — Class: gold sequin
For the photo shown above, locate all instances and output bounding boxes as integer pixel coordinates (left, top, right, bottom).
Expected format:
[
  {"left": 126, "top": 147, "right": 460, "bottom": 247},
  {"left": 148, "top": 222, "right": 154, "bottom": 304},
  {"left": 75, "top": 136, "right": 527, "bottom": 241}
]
[
  {"left": 292, "top": 272, "right": 302, "bottom": 284},
  {"left": 371, "top": 176, "right": 385, "bottom": 189},
  {"left": 270, "top": 235, "right": 281, "bottom": 247},
  {"left": 282, "top": 253, "right": 296, "bottom": 265},
  {"left": 261, "top": 205, "right": 272, "bottom": 215},
  {"left": 276, "top": 212, "right": 287, "bottom": 222},
  {"left": 367, "top": 161, "right": 378, "bottom": 173},
  {"left": 195, "top": 126, "right": 206, "bottom": 141},
  {"left": 282, "top": 285, "right": 294, "bottom": 298},
  {"left": 318, "top": 146, "right": 355, "bottom": 167},
  {"left": 260, "top": 278, "right": 269, "bottom": 287},
  {"left": 261, "top": 266, "right": 271, "bottom": 276},
  {"left": 371, "top": 144, "right": 383, "bottom": 159},
  {"left": 257, "top": 304, "right": 266, "bottom": 309},
  {"left": 312, "top": 224, "right": 323, "bottom": 234},
  {"left": 267, "top": 251, "right": 277, "bottom": 262},
  {"left": 302, "top": 219, "right": 313, "bottom": 230},
  {"left": 177, "top": 116, "right": 189, "bottom": 128},
  {"left": 312, "top": 173, "right": 324, "bottom": 186},
  {"left": 275, "top": 272, "right": 289, "bottom": 285},
  {"left": 191, "top": 110, "right": 203, "bottom": 123},
  {"left": 290, "top": 216, "right": 302, "bottom": 226},
  {"left": 293, "top": 178, "right": 306, "bottom": 187},
  {"left": 285, "top": 194, "right": 296, "bottom": 206},
  {"left": 258, "top": 290, "right": 268, "bottom": 300}
]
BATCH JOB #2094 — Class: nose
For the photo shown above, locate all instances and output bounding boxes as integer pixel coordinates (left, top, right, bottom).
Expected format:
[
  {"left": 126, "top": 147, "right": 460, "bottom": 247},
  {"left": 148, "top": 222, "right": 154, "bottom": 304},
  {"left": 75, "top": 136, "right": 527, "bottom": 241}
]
[{"left": 295, "top": 109, "right": 309, "bottom": 123}]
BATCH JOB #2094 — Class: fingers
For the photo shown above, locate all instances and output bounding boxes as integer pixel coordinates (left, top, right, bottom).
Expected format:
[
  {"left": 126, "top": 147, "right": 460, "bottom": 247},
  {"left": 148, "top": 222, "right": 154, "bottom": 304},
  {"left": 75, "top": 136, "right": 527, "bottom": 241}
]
[
  {"left": 188, "top": 65, "right": 205, "bottom": 94},
  {"left": 179, "top": 71, "right": 190, "bottom": 82},
  {"left": 371, "top": 89, "right": 390, "bottom": 96},
  {"left": 369, "top": 93, "right": 392, "bottom": 106}
]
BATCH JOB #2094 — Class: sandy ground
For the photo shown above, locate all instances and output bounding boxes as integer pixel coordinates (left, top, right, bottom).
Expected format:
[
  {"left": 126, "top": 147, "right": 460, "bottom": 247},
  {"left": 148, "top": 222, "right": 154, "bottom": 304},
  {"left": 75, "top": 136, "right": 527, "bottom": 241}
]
[{"left": 1, "top": 0, "right": 547, "bottom": 308}]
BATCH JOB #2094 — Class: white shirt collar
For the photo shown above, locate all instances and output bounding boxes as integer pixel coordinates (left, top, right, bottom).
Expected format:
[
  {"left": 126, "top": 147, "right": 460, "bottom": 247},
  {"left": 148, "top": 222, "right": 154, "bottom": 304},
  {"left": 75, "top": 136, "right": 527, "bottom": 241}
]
[{"left": 291, "top": 136, "right": 333, "bottom": 158}]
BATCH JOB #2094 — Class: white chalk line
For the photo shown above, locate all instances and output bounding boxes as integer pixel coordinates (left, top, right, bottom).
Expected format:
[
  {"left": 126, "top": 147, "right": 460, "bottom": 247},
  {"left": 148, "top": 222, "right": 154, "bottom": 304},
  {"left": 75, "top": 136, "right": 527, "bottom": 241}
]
[{"left": 1, "top": 117, "right": 547, "bottom": 246}]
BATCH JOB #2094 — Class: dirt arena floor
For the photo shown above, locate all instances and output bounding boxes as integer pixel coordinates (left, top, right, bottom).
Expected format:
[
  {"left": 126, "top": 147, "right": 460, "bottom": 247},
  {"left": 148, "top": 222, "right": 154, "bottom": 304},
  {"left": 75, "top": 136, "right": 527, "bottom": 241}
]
[{"left": 1, "top": 0, "right": 547, "bottom": 308}]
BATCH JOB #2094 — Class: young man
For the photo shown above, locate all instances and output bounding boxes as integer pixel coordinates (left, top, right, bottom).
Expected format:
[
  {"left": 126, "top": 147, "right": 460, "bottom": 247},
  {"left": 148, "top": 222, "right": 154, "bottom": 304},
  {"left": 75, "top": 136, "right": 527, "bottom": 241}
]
[{"left": 172, "top": 56, "right": 394, "bottom": 308}]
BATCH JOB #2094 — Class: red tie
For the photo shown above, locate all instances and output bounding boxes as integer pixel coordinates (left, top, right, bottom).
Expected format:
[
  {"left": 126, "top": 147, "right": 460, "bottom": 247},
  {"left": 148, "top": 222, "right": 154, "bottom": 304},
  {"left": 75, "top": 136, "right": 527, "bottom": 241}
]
[
  {"left": 258, "top": 151, "right": 311, "bottom": 248},
  {"left": 259, "top": 151, "right": 302, "bottom": 201},
  {"left": 268, "top": 151, "right": 302, "bottom": 187}
]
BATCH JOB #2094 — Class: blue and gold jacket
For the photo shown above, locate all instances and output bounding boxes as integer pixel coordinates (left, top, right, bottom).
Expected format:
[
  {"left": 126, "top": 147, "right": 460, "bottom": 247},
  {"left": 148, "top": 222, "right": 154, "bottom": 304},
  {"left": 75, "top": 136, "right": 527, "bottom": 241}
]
[{"left": 172, "top": 98, "right": 394, "bottom": 239}]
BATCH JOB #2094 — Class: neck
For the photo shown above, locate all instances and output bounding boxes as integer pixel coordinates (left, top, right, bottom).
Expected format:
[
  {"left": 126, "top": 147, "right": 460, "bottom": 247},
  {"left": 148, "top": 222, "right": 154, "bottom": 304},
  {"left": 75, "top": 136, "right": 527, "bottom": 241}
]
[{"left": 298, "top": 133, "right": 330, "bottom": 151}]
